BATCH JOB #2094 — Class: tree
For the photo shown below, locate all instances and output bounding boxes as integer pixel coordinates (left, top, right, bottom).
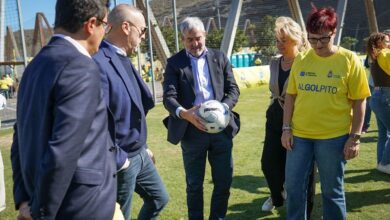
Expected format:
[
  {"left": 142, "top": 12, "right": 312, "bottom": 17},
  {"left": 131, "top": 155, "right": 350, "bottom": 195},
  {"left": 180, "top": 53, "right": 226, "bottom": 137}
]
[
  {"left": 207, "top": 29, "right": 224, "bottom": 49},
  {"left": 341, "top": 36, "right": 359, "bottom": 51},
  {"left": 254, "top": 15, "right": 277, "bottom": 56},
  {"left": 160, "top": 26, "right": 183, "bottom": 53},
  {"left": 206, "top": 28, "right": 249, "bottom": 53}
]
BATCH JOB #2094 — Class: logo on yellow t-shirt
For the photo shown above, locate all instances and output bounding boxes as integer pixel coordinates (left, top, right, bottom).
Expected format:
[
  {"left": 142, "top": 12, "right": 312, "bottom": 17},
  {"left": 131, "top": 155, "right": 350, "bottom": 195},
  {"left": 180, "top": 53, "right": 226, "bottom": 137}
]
[
  {"left": 297, "top": 83, "right": 338, "bottom": 94},
  {"left": 327, "top": 70, "right": 341, "bottom": 79},
  {"left": 299, "top": 71, "right": 317, "bottom": 77}
]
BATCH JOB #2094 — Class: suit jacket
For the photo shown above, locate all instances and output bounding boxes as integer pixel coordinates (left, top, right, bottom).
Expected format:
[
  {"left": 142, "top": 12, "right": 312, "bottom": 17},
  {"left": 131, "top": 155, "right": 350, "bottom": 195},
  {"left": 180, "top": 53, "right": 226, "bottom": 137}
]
[
  {"left": 93, "top": 41, "right": 154, "bottom": 166},
  {"left": 163, "top": 48, "right": 240, "bottom": 145},
  {"left": 11, "top": 37, "right": 116, "bottom": 220}
]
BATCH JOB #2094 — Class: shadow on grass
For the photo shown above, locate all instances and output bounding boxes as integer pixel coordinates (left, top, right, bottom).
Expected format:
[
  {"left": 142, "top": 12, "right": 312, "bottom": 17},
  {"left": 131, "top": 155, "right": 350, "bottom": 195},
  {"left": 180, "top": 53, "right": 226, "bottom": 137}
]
[
  {"left": 360, "top": 136, "right": 378, "bottom": 143},
  {"left": 230, "top": 175, "right": 266, "bottom": 194},
  {"left": 226, "top": 175, "right": 278, "bottom": 219},
  {"left": 344, "top": 168, "right": 390, "bottom": 184},
  {"left": 226, "top": 197, "right": 284, "bottom": 220},
  {"left": 344, "top": 169, "right": 390, "bottom": 212}
]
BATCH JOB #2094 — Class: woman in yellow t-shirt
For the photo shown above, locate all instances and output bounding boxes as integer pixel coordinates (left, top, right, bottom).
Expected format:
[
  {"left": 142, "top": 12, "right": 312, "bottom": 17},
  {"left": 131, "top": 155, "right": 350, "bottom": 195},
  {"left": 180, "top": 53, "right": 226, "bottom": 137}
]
[
  {"left": 367, "top": 32, "right": 390, "bottom": 174},
  {"left": 281, "top": 6, "right": 370, "bottom": 219},
  {"left": 0, "top": 75, "right": 9, "bottom": 99}
]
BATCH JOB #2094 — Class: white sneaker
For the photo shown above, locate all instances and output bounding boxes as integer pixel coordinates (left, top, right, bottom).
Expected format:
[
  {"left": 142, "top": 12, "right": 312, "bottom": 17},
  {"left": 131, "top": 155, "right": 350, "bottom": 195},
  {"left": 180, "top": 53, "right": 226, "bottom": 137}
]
[
  {"left": 261, "top": 197, "right": 274, "bottom": 211},
  {"left": 282, "top": 190, "right": 287, "bottom": 200},
  {"left": 377, "top": 164, "right": 390, "bottom": 174}
]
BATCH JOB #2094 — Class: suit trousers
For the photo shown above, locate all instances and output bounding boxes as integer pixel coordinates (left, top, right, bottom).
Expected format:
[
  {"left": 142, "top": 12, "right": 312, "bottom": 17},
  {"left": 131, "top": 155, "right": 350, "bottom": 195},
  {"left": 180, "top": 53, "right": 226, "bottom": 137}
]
[
  {"left": 261, "top": 101, "right": 315, "bottom": 219},
  {"left": 181, "top": 125, "right": 233, "bottom": 220},
  {"left": 117, "top": 147, "right": 169, "bottom": 220}
]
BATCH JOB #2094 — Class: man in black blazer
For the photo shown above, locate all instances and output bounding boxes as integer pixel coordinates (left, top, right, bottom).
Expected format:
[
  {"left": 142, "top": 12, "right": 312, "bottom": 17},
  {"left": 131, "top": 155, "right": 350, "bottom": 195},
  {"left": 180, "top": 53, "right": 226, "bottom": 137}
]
[
  {"left": 163, "top": 17, "right": 240, "bottom": 220},
  {"left": 11, "top": 1, "right": 117, "bottom": 219},
  {"left": 93, "top": 4, "right": 168, "bottom": 220}
]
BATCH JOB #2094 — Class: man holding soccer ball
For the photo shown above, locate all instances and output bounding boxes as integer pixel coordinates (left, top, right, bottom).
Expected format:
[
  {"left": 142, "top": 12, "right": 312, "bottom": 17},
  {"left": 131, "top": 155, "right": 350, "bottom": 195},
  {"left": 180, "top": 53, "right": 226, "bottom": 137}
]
[{"left": 163, "top": 16, "right": 240, "bottom": 220}]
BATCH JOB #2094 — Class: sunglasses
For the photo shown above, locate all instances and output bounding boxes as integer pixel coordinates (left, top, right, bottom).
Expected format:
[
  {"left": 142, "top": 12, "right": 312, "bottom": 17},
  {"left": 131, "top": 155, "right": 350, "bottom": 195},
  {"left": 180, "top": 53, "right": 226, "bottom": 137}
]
[
  {"left": 97, "top": 18, "right": 111, "bottom": 34},
  {"left": 125, "top": 20, "right": 147, "bottom": 36}
]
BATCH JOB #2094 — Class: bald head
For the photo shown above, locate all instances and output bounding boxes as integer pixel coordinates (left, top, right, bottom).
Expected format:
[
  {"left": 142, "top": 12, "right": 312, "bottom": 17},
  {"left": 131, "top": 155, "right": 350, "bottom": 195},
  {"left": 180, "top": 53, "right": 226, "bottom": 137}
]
[
  {"left": 108, "top": 4, "right": 143, "bottom": 27},
  {"left": 106, "top": 4, "right": 146, "bottom": 54}
]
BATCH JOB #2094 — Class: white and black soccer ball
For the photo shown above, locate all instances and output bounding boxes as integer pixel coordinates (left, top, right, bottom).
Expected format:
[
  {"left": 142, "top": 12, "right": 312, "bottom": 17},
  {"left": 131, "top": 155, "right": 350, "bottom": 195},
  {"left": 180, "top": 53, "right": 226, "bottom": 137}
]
[{"left": 198, "top": 100, "right": 230, "bottom": 134}]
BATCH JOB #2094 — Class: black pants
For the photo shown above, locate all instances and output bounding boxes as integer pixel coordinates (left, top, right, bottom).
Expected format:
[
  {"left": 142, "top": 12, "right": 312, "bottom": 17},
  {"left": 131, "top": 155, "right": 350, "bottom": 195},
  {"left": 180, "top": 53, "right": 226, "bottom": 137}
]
[{"left": 261, "top": 101, "right": 316, "bottom": 219}]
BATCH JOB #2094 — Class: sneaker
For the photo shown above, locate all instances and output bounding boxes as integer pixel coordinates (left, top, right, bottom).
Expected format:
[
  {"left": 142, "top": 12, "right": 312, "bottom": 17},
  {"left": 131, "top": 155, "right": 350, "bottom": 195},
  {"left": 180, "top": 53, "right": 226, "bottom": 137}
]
[
  {"left": 377, "top": 164, "right": 390, "bottom": 174},
  {"left": 282, "top": 190, "right": 287, "bottom": 200},
  {"left": 261, "top": 197, "right": 274, "bottom": 211}
]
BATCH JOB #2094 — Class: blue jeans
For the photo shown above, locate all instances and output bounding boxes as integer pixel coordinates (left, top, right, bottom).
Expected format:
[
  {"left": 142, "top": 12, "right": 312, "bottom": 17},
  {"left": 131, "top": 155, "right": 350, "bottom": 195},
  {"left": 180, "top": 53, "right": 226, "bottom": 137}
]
[
  {"left": 181, "top": 126, "right": 233, "bottom": 220},
  {"left": 117, "top": 147, "right": 169, "bottom": 220},
  {"left": 285, "top": 135, "right": 348, "bottom": 220},
  {"left": 370, "top": 87, "right": 390, "bottom": 165}
]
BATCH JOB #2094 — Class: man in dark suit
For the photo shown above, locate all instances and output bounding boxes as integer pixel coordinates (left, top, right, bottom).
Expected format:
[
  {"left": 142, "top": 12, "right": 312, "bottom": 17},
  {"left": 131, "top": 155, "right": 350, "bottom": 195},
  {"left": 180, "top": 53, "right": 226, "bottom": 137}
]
[
  {"left": 163, "top": 17, "right": 240, "bottom": 220},
  {"left": 11, "top": 1, "right": 117, "bottom": 219},
  {"left": 93, "top": 4, "right": 169, "bottom": 220}
]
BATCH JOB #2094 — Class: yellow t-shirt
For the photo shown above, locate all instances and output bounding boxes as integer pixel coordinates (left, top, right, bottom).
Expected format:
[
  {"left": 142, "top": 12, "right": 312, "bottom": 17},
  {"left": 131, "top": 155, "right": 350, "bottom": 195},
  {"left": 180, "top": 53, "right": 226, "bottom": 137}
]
[
  {"left": 287, "top": 47, "right": 371, "bottom": 139},
  {"left": 378, "top": 48, "right": 390, "bottom": 75},
  {"left": 0, "top": 79, "right": 9, "bottom": 90}
]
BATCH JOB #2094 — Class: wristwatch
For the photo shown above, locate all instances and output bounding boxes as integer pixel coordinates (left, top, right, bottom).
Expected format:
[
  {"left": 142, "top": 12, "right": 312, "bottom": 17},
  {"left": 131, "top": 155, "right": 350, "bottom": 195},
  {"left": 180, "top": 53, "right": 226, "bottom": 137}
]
[{"left": 349, "top": 133, "right": 361, "bottom": 141}]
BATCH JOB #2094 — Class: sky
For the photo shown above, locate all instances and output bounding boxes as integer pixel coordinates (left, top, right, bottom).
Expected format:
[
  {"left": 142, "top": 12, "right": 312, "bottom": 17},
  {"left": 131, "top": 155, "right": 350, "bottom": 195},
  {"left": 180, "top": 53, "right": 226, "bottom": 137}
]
[{"left": 20, "top": 0, "right": 135, "bottom": 29}]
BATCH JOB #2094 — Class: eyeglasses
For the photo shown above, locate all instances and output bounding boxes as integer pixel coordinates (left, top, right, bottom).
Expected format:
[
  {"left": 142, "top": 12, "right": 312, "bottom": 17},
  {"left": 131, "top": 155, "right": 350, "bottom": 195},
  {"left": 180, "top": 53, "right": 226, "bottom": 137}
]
[
  {"left": 307, "top": 34, "right": 332, "bottom": 44},
  {"left": 125, "top": 20, "right": 147, "bottom": 36},
  {"left": 97, "top": 18, "right": 111, "bottom": 34}
]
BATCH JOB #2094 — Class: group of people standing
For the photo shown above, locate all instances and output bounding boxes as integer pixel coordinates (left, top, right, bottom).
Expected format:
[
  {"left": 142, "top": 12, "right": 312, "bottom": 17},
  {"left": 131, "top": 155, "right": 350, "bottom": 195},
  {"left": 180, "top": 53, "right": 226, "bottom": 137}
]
[
  {"left": 261, "top": 4, "right": 390, "bottom": 220},
  {"left": 6, "top": 1, "right": 387, "bottom": 220},
  {"left": 10, "top": 0, "right": 238, "bottom": 220}
]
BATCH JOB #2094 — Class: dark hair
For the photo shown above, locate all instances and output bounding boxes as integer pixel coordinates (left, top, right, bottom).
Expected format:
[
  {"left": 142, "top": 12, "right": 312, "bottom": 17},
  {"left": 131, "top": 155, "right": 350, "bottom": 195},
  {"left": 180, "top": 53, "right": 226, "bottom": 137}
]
[
  {"left": 306, "top": 5, "right": 337, "bottom": 34},
  {"left": 367, "top": 32, "right": 388, "bottom": 61},
  {"left": 54, "top": 0, "right": 110, "bottom": 33}
]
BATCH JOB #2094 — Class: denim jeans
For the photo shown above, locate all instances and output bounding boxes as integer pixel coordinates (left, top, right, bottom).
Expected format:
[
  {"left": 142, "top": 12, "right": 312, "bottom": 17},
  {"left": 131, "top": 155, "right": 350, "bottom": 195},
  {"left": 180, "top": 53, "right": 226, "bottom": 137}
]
[
  {"left": 370, "top": 87, "right": 390, "bottom": 165},
  {"left": 117, "top": 147, "right": 169, "bottom": 220},
  {"left": 285, "top": 134, "right": 348, "bottom": 220},
  {"left": 181, "top": 125, "right": 233, "bottom": 220}
]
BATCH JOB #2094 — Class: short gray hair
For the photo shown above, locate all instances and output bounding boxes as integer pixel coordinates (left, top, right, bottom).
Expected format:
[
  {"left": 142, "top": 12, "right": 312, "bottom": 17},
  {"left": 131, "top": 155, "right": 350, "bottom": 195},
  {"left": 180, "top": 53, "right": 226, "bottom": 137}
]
[{"left": 179, "top": 17, "right": 205, "bottom": 35}]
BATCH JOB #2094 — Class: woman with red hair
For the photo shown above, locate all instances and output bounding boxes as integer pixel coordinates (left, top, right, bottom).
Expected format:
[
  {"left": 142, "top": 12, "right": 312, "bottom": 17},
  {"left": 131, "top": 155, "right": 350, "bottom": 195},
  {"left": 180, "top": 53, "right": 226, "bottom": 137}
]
[{"left": 281, "top": 6, "right": 370, "bottom": 219}]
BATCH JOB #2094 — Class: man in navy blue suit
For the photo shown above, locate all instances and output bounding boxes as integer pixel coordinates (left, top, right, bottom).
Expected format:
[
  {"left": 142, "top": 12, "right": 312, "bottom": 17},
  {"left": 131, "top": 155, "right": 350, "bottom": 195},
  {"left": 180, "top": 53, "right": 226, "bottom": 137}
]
[
  {"left": 11, "top": 1, "right": 118, "bottom": 219},
  {"left": 93, "top": 4, "right": 169, "bottom": 220},
  {"left": 163, "top": 17, "right": 240, "bottom": 220}
]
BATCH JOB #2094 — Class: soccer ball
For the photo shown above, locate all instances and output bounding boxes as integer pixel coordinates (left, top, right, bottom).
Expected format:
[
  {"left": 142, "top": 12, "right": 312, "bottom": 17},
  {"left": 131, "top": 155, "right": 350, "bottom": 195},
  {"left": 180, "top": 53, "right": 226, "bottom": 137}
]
[{"left": 198, "top": 100, "right": 230, "bottom": 134}]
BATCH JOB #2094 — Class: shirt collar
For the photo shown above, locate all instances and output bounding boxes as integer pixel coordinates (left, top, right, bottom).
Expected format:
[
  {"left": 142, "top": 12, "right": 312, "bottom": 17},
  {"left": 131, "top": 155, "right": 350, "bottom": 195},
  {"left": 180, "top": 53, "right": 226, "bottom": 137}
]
[
  {"left": 186, "top": 48, "right": 208, "bottom": 60},
  {"left": 53, "top": 34, "right": 91, "bottom": 58},
  {"left": 104, "top": 40, "right": 127, "bottom": 57}
]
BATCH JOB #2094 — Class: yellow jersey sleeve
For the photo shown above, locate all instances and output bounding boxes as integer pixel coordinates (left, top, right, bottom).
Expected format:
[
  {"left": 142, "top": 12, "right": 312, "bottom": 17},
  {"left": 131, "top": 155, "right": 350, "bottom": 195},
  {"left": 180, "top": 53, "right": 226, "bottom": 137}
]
[
  {"left": 347, "top": 52, "right": 371, "bottom": 100},
  {"left": 286, "top": 54, "right": 302, "bottom": 95},
  {"left": 378, "top": 48, "right": 390, "bottom": 76}
]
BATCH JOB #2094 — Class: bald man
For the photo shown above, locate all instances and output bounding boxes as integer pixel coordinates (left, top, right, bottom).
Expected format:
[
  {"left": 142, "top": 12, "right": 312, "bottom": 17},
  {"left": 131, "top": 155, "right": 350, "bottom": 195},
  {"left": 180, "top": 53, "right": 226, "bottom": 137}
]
[{"left": 93, "top": 4, "right": 169, "bottom": 220}]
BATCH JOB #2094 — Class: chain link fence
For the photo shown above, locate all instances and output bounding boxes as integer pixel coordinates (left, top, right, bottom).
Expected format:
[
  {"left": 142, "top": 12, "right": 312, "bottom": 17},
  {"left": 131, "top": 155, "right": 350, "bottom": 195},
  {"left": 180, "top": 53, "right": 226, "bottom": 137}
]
[
  {"left": 1, "top": 0, "right": 390, "bottom": 128},
  {"left": 1, "top": 0, "right": 26, "bottom": 128}
]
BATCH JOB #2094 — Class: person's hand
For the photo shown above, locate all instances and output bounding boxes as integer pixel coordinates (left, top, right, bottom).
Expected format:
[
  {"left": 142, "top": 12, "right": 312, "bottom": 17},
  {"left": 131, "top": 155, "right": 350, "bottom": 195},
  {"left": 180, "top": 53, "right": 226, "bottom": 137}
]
[
  {"left": 281, "top": 130, "right": 293, "bottom": 150},
  {"left": 179, "top": 106, "right": 207, "bottom": 132},
  {"left": 343, "top": 137, "right": 360, "bottom": 160},
  {"left": 17, "top": 201, "right": 32, "bottom": 220},
  {"left": 146, "top": 148, "right": 156, "bottom": 164}
]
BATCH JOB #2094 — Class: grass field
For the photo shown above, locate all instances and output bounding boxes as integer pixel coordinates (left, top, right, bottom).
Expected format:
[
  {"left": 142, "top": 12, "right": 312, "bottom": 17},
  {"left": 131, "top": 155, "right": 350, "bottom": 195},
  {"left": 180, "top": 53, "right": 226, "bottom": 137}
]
[{"left": 0, "top": 86, "right": 389, "bottom": 220}]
